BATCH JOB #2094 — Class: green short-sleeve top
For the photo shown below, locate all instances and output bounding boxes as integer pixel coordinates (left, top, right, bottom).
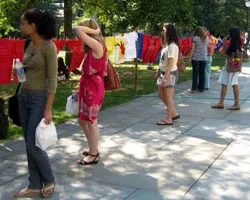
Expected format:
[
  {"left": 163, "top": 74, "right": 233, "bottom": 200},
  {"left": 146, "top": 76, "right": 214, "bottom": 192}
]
[{"left": 22, "top": 40, "right": 57, "bottom": 93}]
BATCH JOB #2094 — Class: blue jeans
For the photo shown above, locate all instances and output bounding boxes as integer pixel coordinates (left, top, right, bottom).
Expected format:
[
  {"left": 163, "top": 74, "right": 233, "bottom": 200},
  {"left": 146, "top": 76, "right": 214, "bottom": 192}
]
[
  {"left": 205, "top": 56, "right": 212, "bottom": 89},
  {"left": 18, "top": 89, "right": 54, "bottom": 190},
  {"left": 191, "top": 60, "right": 207, "bottom": 91}
]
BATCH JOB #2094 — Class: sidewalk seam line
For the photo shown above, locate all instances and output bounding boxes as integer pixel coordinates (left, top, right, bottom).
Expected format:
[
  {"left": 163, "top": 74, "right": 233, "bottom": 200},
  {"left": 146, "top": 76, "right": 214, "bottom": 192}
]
[
  {"left": 184, "top": 139, "right": 234, "bottom": 195},
  {"left": 123, "top": 188, "right": 139, "bottom": 200}
]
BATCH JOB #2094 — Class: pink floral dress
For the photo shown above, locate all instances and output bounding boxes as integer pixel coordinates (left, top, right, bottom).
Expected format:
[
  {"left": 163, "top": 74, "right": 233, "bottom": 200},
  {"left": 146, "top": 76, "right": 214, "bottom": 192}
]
[{"left": 78, "top": 44, "right": 107, "bottom": 123}]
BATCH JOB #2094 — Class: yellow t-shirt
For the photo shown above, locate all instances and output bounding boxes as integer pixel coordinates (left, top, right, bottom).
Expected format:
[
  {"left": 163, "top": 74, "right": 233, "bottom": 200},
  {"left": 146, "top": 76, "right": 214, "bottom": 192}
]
[{"left": 105, "top": 36, "right": 116, "bottom": 56}]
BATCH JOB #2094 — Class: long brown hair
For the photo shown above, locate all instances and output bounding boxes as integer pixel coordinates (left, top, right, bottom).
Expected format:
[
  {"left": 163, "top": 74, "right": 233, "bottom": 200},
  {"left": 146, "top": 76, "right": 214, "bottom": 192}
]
[
  {"left": 193, "top": 26, "right": 207, "bottom": 42},
  {"left": 78, "top": 18, "right": 104, "bottom": 52},
  {"left": 227, "top": 27, "right": 242, "bottom": 55},
  {"left": 162, "top": 23, "right": 179, "bottom": 47}
]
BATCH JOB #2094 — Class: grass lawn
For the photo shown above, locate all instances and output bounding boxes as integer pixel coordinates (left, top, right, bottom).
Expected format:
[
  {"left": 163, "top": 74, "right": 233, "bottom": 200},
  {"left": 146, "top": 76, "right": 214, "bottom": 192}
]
[{"left": 0, "top": 52, "right": 225, "bottom": 142}]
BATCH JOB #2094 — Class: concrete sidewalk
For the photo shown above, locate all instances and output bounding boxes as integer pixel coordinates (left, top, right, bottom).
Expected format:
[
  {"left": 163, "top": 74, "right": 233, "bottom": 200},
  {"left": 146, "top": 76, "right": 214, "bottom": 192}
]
[{"left": 1, "top": 62, "right": 250, "bottom": 200}]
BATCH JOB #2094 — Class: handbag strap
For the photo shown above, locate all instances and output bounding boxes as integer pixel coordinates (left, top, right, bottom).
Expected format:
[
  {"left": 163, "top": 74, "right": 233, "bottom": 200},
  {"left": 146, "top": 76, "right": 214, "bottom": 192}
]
[{"left": 15, "top": 83, "right": 21, "bottom": 96}]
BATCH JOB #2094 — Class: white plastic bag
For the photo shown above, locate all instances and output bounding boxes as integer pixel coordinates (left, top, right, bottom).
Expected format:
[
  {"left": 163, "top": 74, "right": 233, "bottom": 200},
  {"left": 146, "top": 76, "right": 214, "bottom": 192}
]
[
  {"left": 66, "top": 93, "right": 79, "bottom": 115},
  {"left": 35, "top": 118, "right": 58, "bottom": 150}
]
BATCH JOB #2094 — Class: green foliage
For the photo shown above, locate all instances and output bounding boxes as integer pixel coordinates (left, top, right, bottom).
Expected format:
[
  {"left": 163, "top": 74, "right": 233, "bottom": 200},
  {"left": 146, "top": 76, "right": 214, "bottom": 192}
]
[
  {"left": 192, "top": 0, "right": 246, "bottom": 36},
  {"left": 76, "top": 0, "right": 195, "bottom": 35},
  {"left": 0, "top": 0, "right": 60, "bottom": 37},
  {"left": 1, "top": 0, "right": 249, "bottom": 38}
]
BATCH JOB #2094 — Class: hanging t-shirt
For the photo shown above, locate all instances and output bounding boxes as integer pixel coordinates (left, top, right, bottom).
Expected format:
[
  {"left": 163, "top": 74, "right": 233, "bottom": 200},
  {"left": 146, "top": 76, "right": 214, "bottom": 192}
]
[
  {"left": 14, "top": 39, "right": 26, "bottom": 62},
  {"left": 67, "top": 39, "right": 85, "bottom": 72},
  {"left": 141, "top": 35, "right": 161, "bottom": 63},
  {"left": 0, "top": 39, "right": 14, "bottom": 84},
  {"left": 105, "top": 36, "right": 116, "bottom": 56},
  {"left": 143, "top": 36, "right": 155, "bottom": 63},
  {"left": 180, "top": 37, "right": 192, "bottom": 56},
  {"left": 125, "top": 31, "right": 138, "bottom": 59},
  {"left": 115, "top": 35, "right": 126, "bottom": 64},
  {"left": 137, "top": 32, "right": 143, "bottom": 58},
  {"left": 150, "top": 37, "right": 161, "bottom": 63},
  {"left": 52, "top": 39, "right": 66, "bottom": 54}
]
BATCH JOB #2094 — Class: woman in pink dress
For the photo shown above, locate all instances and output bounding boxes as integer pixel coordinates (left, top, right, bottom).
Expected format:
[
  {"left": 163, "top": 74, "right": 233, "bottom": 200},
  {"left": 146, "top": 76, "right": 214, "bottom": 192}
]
[{"left": 74, "top": 18, "right": 107, "bottom": 165}]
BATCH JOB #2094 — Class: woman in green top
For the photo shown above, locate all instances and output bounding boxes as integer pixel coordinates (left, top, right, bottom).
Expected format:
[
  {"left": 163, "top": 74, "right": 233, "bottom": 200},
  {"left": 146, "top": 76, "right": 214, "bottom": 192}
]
[{"left": 13, "top": 9, "right": 57, "bottom": 198}]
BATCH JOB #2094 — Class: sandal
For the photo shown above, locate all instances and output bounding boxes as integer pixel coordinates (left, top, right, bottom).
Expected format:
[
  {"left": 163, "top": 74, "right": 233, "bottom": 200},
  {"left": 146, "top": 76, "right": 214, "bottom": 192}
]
[
  {"left": 227, "top": 106, "right": 240, "bottom": 110},
  {"left": 190, "top": 90, "right": 197, "bottom": 93},
  {"left": 211, "top": 104, "right": 224, "bottom": 109},
  {"left": 13, "top": 188, "right": 41, "bottom": 198},
  {"left": 82, "top": 150, "right": 99, "bottom": 156},
  {"left": 82, "top": 151, "right": 89, "bottom": 156},
  {"left": 77, "top": 153, "right": 99, "bottom": 165},
  {"left": 41, "top": 183, "right": 55, "bottom": 199}
]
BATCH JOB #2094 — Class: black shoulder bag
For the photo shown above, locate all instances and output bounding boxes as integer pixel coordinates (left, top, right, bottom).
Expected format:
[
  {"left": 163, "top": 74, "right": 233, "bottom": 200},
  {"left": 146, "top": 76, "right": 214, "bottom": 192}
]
[
  {"left": 0, "top": 98, "right": 9, "bottom": 139},
  {"left": 8, "top": 83, "right": 21, "bottom": 127}
]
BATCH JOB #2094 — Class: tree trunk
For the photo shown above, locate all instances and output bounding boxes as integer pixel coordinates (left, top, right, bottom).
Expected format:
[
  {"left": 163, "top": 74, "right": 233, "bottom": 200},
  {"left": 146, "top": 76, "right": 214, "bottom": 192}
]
[{"left": 64, "top": 0, "right": 73, "bottom": 67}]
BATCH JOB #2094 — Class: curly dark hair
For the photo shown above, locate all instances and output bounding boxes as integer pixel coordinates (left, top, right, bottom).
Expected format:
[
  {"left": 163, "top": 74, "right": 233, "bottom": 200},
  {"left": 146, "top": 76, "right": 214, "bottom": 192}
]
[
  {"left": 22, "top": 8, "right": 57, "bottom": 39},
  {"left": 162, "top": 23, "right": 179, "bottom": 47}
]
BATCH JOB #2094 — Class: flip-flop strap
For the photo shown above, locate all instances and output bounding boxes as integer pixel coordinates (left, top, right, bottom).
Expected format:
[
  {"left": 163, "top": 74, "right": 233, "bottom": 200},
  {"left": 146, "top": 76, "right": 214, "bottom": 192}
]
[{"left": 41, "top": 183, "right": 55, "bottom": 195}]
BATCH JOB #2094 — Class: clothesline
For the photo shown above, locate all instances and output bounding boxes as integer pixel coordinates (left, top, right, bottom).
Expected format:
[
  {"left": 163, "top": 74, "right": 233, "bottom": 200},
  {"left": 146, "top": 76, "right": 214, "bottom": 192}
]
[{"left": 0, "top": 32, "right": 221, "bottom": 85}]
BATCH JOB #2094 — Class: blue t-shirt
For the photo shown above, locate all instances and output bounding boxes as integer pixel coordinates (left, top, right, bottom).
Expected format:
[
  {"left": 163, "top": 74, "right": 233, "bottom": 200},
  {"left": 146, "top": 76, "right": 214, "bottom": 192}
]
[
  {"left": 192, "top": 36, "right": 209, "bottom": 61},
  {"left": 137, "top": 32, "right": 143, "bottom": 59}
]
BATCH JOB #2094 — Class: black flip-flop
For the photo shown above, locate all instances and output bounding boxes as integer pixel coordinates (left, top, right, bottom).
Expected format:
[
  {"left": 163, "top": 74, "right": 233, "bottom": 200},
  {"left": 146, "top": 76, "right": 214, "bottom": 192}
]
[
  {"left": 156, "top": 120, "right": 173, "bottom": 126},
  {"left": 172, "top": 115, "right": 180, "bottom": 120}
]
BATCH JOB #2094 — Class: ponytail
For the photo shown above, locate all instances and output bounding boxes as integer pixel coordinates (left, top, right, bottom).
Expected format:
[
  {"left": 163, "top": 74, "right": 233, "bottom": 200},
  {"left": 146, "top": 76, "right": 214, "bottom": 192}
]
[
  {"left": 22, "top": 9, "right": 57, "bottom": 39},
  {"left": 40, "top": 11, "right": 57, "bottom": 39}
]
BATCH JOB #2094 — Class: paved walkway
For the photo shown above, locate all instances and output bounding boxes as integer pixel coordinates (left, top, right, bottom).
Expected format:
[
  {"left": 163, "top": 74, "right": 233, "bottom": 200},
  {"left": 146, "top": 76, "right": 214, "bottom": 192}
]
[{"left": 1, "top": 63, "right": 250, "bottom": 200}]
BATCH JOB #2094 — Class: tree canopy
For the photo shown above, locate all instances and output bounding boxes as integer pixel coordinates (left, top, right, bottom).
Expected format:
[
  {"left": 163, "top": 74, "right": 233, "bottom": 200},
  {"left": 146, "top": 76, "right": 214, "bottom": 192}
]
[{"left": 0, "top": 0, "right": 248, "bottom": 38}]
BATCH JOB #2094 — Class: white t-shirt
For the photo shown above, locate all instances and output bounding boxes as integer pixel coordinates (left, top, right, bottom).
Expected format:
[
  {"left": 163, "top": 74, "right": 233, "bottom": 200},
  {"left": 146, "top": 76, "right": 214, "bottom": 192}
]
[
  {"left": 125, "top": 31, "right": 138, "bottom": 59},
  {"left": 159, "top": 42, "right": 179, "bottom": 72}
]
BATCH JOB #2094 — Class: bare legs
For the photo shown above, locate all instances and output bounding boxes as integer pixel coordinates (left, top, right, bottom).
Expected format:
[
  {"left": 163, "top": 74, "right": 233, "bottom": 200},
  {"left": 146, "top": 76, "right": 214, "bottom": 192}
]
[
  {"left": 212, "top": 84, "right": 240, "bottom": 109},
  {"left": 79, "top": 119, "right": 99, "bottom": 162},
  {"left": 217, "top": 84, "right": 227, "bottom": 107},
  {"left": 232, "top": 84, "right": 240, "bottom": 107},
  {"left": 158, "top": 86, "right": 178, "bottom": 123}
]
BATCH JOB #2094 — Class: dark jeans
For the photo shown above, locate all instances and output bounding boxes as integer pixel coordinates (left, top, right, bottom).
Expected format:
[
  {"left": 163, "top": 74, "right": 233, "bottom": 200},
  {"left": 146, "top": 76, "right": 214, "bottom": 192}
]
[
  {"left": 18, "top": 89, "right": 54, "bottom": 190},
  {"left": 191, "top": 60, "right": 207, "bottom": 91}
]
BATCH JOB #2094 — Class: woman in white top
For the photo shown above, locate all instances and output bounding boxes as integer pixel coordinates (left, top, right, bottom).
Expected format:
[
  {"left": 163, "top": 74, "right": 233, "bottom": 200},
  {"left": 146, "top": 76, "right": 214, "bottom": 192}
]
[{"left": 155, "top": 23, "right": 180, "bottom": 125}]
